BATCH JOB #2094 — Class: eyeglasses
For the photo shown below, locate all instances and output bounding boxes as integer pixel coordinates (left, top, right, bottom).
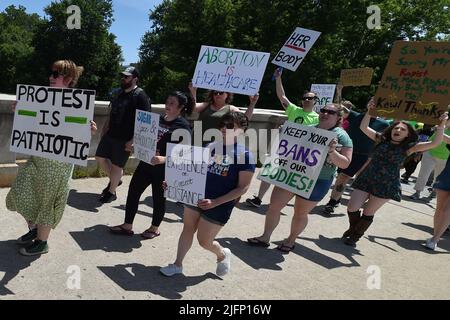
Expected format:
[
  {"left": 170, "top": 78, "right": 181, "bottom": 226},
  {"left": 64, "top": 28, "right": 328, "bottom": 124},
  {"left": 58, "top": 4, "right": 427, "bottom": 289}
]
[
  {"left": 214, "top": 91, "right": 225, "bottom": 96},
  {"left": 302, "top": 96, "right": 316, "bottom": 101},
  {"left": 49, "top": 70, "right": 63, "bottom": 79},
  {"left": 220, "top": 122, "right": 235, "bottom": 129},
  {"left": 320, "top": 108, "right": 338, "bottom": 115}
]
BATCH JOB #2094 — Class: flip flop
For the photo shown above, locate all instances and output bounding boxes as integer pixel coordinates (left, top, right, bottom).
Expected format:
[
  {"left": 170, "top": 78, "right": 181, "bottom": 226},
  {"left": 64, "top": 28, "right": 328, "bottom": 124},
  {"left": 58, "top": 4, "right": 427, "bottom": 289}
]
[
  {"left": 247, "top": 237, "right": 270, "bottom": 248},
  {"left": 276, "top": 243, "right": 295, "bottom": 253},
  {"left": 109, "top": 225, "right": 134, "bottom": 236},
  {"left": 141, "top": 230, "right": 161, "bottom": 239}
]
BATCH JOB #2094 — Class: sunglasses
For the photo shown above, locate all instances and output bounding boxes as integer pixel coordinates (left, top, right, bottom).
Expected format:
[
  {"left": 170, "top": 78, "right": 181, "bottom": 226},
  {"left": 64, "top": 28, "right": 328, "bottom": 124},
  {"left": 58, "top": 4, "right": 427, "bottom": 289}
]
[
  {"left": 220, "top": 122, "right": 235, "bottom": 129},
  {"left": 302, "top": 96, "right": 316, "bottom": 101},
  {"left": 320, "top": 108, "right": 338, "bottom": 115},
  {"left": 214, "top": 91, "right": 225, "bottom": 96},
  {"left": 49, "top": 70, "right": 63, "bottom": 79}
]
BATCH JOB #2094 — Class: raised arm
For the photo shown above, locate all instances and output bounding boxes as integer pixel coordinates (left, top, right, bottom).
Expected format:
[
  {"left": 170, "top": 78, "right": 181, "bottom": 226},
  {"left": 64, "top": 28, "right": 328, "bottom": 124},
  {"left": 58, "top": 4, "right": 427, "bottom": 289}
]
[
  {"left": 334, "top": 84, "right": 343, "bottom": 104},
  {"left": 274, "top": 69, "right": 291, "bottom": 110},
  {"left": 407, "top": 113, "right": 449, "bottom": 155},
  {"left": 188, "top": 82, "right": 209, "bottom": 113},
  {"left": 359, "top": 97, "right": 378, "bottom": 141},
  {"left": 244, "top": 93, "right": 259, "bottom": 120}
]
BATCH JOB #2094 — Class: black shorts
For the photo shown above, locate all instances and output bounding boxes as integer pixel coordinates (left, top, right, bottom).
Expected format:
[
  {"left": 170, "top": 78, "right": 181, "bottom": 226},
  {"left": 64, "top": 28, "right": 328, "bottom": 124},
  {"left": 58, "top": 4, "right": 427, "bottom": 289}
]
[
  {"left": 337, "top": 152, "right": 369, "bottom": 177},
  {"left": 95, "top": 134, "right": 131, "bottom": 168},
  {"left": 184, "top": 203, "right": 235, "bottom": 226}
]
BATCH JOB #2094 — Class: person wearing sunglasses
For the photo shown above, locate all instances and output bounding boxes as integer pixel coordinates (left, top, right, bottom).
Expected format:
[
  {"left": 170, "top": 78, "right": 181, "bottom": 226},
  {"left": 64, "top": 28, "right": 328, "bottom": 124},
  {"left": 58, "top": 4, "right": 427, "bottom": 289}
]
[
  {"left": 342, "top": 99, "right": 448, "bottom": 248},
  {"left": 95, "top": 66, "right": 151, "bottom": 203},
  {"left": 160, "top": 112, "right": 255, "bottom": 277},
  {"left": 6, "top": 60, "right": 97, "bottom": 256},
  {"left": 188, "top": 83, "right": 259, "bottom": 144},
  {"left": 248, "top": 103, "right": 353, "bottom": 253}
]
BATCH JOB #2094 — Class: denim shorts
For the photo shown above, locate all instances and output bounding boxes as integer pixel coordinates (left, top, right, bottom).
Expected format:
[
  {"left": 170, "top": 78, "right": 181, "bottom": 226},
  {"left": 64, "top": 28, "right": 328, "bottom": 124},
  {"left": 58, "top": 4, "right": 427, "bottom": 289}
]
[
  {"left": 433, "top": 161, "right": 450, "bottom": 192},
  {"left": 296, "top": 178, "right": 333, "bottom": 202},
  {"left": 184, "top": 202, "right": 235, "bottom": 226}
]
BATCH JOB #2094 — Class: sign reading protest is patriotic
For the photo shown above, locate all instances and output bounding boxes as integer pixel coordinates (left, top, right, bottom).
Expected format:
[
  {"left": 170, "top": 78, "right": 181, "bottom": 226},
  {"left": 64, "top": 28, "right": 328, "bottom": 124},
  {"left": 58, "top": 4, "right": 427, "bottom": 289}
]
[
  {"left": 258, "top": 122, "right": 337, "bottom": 198},
  {"left": 372, "top": 41, "right": 450, "bottom": 125},
  {"left": 272, "top": 27, "right": 321, "bottom": 72},
  {"left": 339, "top": 68, "right": 374, "bottom": 86},
  {"left": 311, "top": 84, "right": 336, "bottom": 112},
  {"left": 192, "top": 45, "right": 270, "bottom": 95},
  {"left": 10, "top": 84, "right": 96, "bottom": 166},
  {"left": 165, "top": 143, "right": 210, "bottom": 206},
  {"left": 133, "top": 111, "right": 160, "bottom": 164}
]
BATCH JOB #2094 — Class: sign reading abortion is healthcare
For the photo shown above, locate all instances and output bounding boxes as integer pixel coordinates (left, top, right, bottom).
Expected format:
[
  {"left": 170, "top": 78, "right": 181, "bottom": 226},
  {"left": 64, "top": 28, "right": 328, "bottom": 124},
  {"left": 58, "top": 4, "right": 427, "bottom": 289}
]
[
  {"left": 272, "top": 27, "right": 321, "bottom": 72},
  {"left": 10, "top": 84, "right": 96, "bottom": 166},
  {"left": 192, "top": 45, "right": 270, "bottom": 95},
  {"left": 258, "top": 122, "right": 337, "bottom": 198},
  {"left": 133, "top": 110, "right": 160, "bottom": 165}
]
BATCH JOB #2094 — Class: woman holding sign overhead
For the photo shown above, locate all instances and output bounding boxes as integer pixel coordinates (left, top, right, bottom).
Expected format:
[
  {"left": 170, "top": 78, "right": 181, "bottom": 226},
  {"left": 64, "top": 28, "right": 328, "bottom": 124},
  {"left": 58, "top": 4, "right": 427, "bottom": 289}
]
[
  {"left": 248, "top": 103, "right": 352, "bottom": 253},
  {"left": 109, "top": 91, "right": 193, "bottom": 239},
  {"left": 342, "top": 99, "right": 448, "bottom": 248},
  {"left": 160, "top": 112, "right": 255, "bottom": 277},
  {"left": 6, "top": 60, "right": 97, "bottom": 256}
]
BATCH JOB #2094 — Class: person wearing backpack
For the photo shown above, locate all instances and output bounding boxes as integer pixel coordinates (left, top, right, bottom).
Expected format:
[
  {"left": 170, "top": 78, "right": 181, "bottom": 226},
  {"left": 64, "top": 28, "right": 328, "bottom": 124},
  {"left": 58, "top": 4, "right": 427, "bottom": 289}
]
[{"left": 95, "top": 66, "right": 151, "bottom": 203}]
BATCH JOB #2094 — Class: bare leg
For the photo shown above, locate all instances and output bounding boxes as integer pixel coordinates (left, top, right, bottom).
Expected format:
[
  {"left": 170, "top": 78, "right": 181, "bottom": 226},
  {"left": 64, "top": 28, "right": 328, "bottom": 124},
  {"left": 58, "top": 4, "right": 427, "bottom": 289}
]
[
  {"left": 196, "top": 218, "right": 224, "bottom": 261},
  {"left": 108, "top": 164, "right": 123, "bottom": 193},
  {"left": 284, "top": 197, "right": 318, "bottom": 247},
  {"left": 361, "top": 195, "right": 390, "bottom": 216},
  {"left": 432, "top": 190, "right": 450, "bottom": 243},
  {"left": 96, "top": 156, "right": 112, "bottom": 178},
  {"left": 37, "top": 225, "right": 52, "bottom": 241},
  {"left": 330, "top": 173, "right": 352, "bottom": 201},
  {"left": 257, "top": 181, "right": 271, "bottom": 200},
  {"left": 174, "top": 208, "right": 201, "bottom": 267},
  {"left": 347, "top": 189, "right": 370, "bottom": 212}
]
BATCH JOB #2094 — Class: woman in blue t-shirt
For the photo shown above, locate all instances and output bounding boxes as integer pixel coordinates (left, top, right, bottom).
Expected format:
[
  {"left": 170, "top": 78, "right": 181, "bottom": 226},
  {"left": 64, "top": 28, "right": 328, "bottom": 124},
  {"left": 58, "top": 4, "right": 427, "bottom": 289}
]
[
  {"left": 248, "top": 103, "right": 353, "bottom": 253},
  {"left": 160, "top": 112, "right": 255, "bottom": 277}
]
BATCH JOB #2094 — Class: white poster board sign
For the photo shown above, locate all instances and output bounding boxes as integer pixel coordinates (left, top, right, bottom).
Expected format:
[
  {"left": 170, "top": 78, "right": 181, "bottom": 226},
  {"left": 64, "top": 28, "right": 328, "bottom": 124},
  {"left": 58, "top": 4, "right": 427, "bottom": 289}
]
[
  {"left": 311, "top": 84, "right": 336, "bottom": 112},
  {"left": 10, "top": 84, "right": 96, "bottom": 166},
  {"left": 258, "top": 122, "right": 337, "bottom": 198},
  {"left": 192, "top": 45, "right": 270, "bottom": 95},
  {"left": 272, "top": 27, "right": 321, "bottom": 71},
  {"left": 165, "top": 143, "right": 210, "bottom": 206},
  {"left": 133, "top": 111, "right": 160, "bottom": 164}
]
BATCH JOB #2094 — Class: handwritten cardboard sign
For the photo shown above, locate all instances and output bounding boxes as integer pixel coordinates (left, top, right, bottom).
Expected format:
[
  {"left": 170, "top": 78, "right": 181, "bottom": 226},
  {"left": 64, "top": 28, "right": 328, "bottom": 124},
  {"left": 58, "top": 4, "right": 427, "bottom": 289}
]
[
  {"left": 192, "top": 45, "right": 270, "bottom": 95},
  {"left": 311, "top": 84, "right": 336, "bottom": 112},
  {"left": 133, "top": 111, "right": 160, "bottom": 164},
  {"left": 165, "top": 143, "right": 209, "bottom": 206},
  {"left": 339, "top": 68, "right": 374, "bottom": 86},
  {"left": 258, "top": 122, "right": 337, "bottom": 198},
  {"left": 272, "top": 27, "right": 321, "bottom": 72},
  {"left": 10, "top": 84, "right": 96, "bottom": 166},
  {"left": 372, "top": 41, "right": 450, "bottom": 124}
]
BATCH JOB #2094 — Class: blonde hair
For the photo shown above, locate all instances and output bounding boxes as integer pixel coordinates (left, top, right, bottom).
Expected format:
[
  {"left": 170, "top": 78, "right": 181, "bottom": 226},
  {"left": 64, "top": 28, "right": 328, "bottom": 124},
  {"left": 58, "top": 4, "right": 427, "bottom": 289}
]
[{"left": 52, "top": 60, "right": 84, "bottom": 87}]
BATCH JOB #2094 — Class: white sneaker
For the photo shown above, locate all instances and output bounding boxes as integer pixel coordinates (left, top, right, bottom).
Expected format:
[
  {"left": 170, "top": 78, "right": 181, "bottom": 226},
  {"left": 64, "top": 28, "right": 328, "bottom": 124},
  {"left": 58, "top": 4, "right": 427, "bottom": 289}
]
[
  {"left": 424, "top": 238, "right": 436, "bottom": 251},
  {"left": 160, "top": 263, "right": 183, "bottom": 276},
  {"left": 216, "top": 248, "right": 232, "bottom": 277}
]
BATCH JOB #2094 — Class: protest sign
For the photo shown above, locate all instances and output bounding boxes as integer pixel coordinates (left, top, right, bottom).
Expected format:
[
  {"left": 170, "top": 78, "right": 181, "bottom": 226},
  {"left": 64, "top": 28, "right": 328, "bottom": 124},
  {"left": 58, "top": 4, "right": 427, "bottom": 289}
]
[
  {"left": 258, "top": 122, "right": 337, "bottom": 198},
  {"left": 165, "top": 143, "right": 209, "bottom": 206},
  {"left": 192, "top": 45, "right": 270, "bottom": 95},
  {"left": 10, "top": 84, "right": 96, "bottom": 166},
  {"left": 372, "top": 41, "right": 450, "bottom": 124},
  {"left": 272, "top": 27, "right": 321, "bottom": 72},
  {"left": 311, "top": 84, "right": 336, "bottom": 112},
  {"left": 133, "top": 111, "right": 160, "bottom": 164},
  {"left": 339, "top": 68, "right": 374, "bottom": 86}
]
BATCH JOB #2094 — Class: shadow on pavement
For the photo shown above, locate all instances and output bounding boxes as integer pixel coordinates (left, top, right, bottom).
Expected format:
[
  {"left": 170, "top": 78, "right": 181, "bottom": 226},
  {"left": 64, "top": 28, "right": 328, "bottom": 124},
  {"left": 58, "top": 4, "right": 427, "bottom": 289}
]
[
  {"left": 113, "top": 198, "right": 184, "bottom": 224},
  {"left": 67, "top": 189, "right": 104, "bottom": 213},
  {"left": 69, "top": 224, "right": 143, "bottom": 253},
  {"left": 98, "top": 263, "right": 218, "bottom": 299},
  {"left": 0, "top": 240, "right": 39, "bottom": 296},
  {"left": 367, "top": 235, "right": 450, "bottom": 253},
  {"left": 217, "top": 237, "right": 285, "bottom": 271},
  {"left": 310, "top": 205, "right": 345, "bottom": 218}
]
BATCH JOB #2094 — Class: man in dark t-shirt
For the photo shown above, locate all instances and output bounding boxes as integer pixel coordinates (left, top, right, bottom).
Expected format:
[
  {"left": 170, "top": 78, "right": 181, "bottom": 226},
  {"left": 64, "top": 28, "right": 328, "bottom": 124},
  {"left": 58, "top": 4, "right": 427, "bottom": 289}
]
[{"left": 95, "top": 66, "right": 151, "bottom": 203}]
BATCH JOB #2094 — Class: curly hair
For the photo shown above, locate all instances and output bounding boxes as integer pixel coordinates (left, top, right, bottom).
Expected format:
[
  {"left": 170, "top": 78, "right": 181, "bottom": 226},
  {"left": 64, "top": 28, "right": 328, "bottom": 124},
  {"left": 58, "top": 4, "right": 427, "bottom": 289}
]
[{"left": 380, "top": 121, "right": 418, "bottom": 149}]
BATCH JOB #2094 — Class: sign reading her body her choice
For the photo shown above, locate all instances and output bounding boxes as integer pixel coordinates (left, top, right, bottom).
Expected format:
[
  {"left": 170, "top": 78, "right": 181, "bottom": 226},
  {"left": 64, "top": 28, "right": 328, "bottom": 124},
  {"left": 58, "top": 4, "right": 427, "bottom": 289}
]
[
  {"left": 311, "top": 84, "right": 336, "bottom": 112},
  {"left": 272, "top": 27, "right": 321, "bottom": 72},
  {"left": 10, "top": 84, "right": 96, "bottom": 166},
  {"left": 133, "top": 110, "right": 160, "bottom": 165},
  {"left": 165, "top": 143, "right": 210, "bottom": 206},
  {"left": 372, "top": 41, "right": 450, "bottom": 125},
  {"left": 258, "top": 122, "right": 337, "bottom": 198},
  {"left": 339, "top": 68, "right": 374, "bottom": 86},
  {"left": 192, "top": 45, "right": 270, "bottom": 95}
]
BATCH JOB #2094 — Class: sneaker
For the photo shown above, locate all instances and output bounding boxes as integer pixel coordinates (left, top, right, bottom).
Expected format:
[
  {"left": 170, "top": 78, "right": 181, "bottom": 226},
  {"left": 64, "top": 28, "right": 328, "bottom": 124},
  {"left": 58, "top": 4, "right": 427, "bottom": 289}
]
[
  {"left": 99, "top": 191, "right": 117, "bottom": 203},
  {"left": 102, "top": 180, "right": 123, "bottom": 195},
  {"left": 429, "top": 191, "right": 436, "bottom": 199},
  {"left": 216, "top": 248, "right": 232, "bottom": 277},
  {"left": 17, "top": 228, "right": 38, "bottom": 245},
  {"left": 245, "top": 196, "right": 262, "bottom": 208},
  {"left": 323, "top": 199, "right": 340, "bottom": 214},
  {"left": 19, "top": 240, "right": 49, "bottom": 256},
  {"left": 410, "top": 192, "right": 420, "bottom": 200},
  {"left": 424, "top": 238, "right": 436, "bottom": 251},
  {"left": 160, "top": 264, "right": 183, "bottom": 277}
]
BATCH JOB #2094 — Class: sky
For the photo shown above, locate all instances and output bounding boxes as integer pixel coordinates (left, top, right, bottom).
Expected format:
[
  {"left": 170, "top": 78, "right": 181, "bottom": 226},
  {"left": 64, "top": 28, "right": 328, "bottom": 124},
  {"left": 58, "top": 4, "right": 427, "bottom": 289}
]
[{"left": 0, "top": 0, "right": 163, "bottom": 65}]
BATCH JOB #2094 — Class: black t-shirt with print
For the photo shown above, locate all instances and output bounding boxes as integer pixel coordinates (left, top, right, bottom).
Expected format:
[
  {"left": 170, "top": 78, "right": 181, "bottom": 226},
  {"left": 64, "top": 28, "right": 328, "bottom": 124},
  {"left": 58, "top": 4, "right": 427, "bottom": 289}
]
[
  {"left": 156, "top": 116, "right": 192, "bottom": 157},
  {"left": 107, "top": 87, "right": 151, "bottom": 140}
]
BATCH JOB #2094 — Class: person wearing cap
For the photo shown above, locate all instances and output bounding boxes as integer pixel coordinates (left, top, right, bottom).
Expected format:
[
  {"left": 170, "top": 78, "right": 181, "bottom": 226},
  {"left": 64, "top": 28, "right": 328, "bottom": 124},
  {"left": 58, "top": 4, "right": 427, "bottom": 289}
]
[{"left": 95, "top": 66, "right": 151, "bottom": 203}]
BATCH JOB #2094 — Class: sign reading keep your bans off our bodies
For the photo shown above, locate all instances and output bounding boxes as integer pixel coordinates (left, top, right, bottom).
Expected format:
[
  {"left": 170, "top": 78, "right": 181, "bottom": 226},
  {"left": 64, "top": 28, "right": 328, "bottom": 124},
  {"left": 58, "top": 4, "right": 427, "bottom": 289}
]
[
  {"left": 373, "top": 41, "right": 450, "bottom": 125},
  {"left": 258, "top": 122, "right": 337, "bottom": 198},
  {"left": 192, "top": 45, "right": 270, "bottom": 96},
  {"left": 10, "top": 84, "right": 96, "bottom": 166}
]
